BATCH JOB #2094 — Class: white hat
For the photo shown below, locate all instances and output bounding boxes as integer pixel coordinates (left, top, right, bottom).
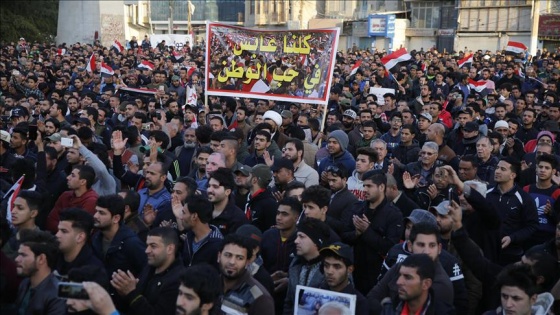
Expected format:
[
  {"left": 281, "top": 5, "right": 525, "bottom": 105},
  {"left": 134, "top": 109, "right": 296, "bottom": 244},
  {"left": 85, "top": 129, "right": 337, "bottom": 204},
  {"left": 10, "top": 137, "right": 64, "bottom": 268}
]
[
  {"left": 494, "top": 120, "right": 509, "bottom": 129},
  {"left": 263, "top": 110, "right": 282, "bottom": 128},
  {"left": 0, "top": 130, "right": 10, "bottom": 144},
  {"left": 343, "top": 109, "right": 357, "bottom": 120}
]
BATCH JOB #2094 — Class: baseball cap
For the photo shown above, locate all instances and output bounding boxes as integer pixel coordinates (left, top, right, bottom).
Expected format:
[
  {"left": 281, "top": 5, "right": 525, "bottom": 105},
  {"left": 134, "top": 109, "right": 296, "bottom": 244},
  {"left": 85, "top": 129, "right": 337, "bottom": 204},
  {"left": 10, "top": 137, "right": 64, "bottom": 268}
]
[
  {"left": 73, "top": 117, "right": 91, "bottom": 126},
  {"left": 419, "top": 112, "right": 432, "bottom": 122},
  {"left": 47, "top": 133, "right": 62, "bottom": 142},
  {"left": 234, "top": 165, "right": 253, "bottom": 176},
  {"left": 552, "top": 69, "right": 560, "bottom": 75},
  {"left": 281, "top": 110, "right": 293, "bottom": 119},
  {"left": 0, "top": 130, "right": 10, "bottom": 144},
  {"left": 271, "top": 157, "right": 294, "bottom": 172},
  {"left": 10, "top": 106, "right": 29, "bottom": 118},
  {"left": 171, "top": 75, "right": 180, "bottom": 81},
  {"left": 236, "top": 224, "right": 263, "bottom": 244},
  {"left": 494, "top": 120, "right": 509, "bottom": 129},
  {"left": 343, "top": 109, "right": 357, "bottom": 120},
  {"left": 320, "top": 242, "right": 354, "bottom": 265},
  {"left": 463, "top": 121, "right": 479, "bottom": 132},
  {"left": 251, "top": 164, "right": 272, "bottom": 184},
  {"left": 429, "top": 200, "right": 450, "bottom": 216},
  {"left": 340, "top": 99, "right": 351, "bottom": 107},
  {"left": 342, "top": 91, "right": 353, "bottom": 99},
  {"left": 405, "top": 209, "right": 437, "bottom": 227}
]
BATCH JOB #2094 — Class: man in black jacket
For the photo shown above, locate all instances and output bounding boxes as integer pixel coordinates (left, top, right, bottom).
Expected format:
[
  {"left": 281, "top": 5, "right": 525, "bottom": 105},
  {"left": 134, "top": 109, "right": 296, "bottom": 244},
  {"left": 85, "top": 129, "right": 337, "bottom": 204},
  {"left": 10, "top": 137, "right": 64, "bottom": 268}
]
[
  {"left": 342, "top": 170, "right": 403, "bottom": 295},
  {"left": 325, "top": 164, "right": 359, "bottom": 235},
  {"left": 486, "top": 156, "right": 538, "bottom": 265},
  {"left": 111, "top": 227, "right": 184, "bottom": 315},
  {"left": 179, "top": 194, "right": 224, "bottom": 269},
  {"left": 207, "top": 168, "right": 248, "bottom": 236},
  {"left": 246, "top": 164, "right": 277, "bottom": 232}
]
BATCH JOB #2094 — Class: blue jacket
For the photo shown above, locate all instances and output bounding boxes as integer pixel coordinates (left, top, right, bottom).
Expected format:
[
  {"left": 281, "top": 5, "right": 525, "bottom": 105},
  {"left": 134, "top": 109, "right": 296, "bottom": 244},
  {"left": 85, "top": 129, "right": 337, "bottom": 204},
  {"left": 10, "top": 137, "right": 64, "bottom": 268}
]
[
  {"left": 317, "top": 150, "right": 356, "bottom": 175},
  {"left": 182, "top": 225, "right": 223, "bottom": 269}
]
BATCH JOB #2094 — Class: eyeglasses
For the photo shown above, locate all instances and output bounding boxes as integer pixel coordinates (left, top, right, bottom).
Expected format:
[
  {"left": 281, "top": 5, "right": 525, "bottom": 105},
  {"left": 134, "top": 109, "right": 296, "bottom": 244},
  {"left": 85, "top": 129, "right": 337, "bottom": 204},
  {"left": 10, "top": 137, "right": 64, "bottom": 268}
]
[
  {"left": 326, "top": 165, "right": 340, "bottom": 173},
  {"left": 420, "top": 151, "right": 436, "bottom": 156}
]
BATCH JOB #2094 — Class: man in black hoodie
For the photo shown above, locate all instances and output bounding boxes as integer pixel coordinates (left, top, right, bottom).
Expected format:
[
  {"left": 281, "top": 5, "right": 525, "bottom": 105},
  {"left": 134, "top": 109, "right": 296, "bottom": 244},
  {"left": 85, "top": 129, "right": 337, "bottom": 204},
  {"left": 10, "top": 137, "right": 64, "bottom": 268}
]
[{"left": 246, "top": 164, "right": 277, "bottom": 232}]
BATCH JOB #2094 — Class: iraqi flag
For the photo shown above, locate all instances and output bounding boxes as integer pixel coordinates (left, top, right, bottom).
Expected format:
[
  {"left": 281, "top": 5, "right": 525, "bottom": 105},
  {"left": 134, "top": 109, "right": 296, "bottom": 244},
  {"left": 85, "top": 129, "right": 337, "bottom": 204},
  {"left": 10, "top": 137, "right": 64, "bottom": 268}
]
[
  {"left": 468, "top": 78, "right": 488, "bottom": 94},
  {"left": 186, "top": 86, "right": 198, "bottom": 106},
  {"left": 5, "top": 175, "right": 25, "bottom": 224},
  {"left": 86, "top": 53, "right": 96, "bottom": 73},
  {"left": 349, "top": 60, "right": 362, "bottom": 76},
  {"left": 138, "top": 60, "right": 155, "bottom": 71},
  {"left": 112, "top": 40, "right": 124, "bottom": 53},
  {"left": 458, "top": 54, "right": 473, "bottom": 68},
  {"left": 57, "top": 48, "right": 66, "bottom": 56},
  {"left": 172, "top": 51, "right": 184, "bottom": 63},
  {"left": 381, "top": 48, "right": 412, "bottom": 70},
  {"left": 100, "top": 62, "right": 114, "bottom": 78},
  {"left": 505, "top": 41, "right": 527, "bottom": 55}
]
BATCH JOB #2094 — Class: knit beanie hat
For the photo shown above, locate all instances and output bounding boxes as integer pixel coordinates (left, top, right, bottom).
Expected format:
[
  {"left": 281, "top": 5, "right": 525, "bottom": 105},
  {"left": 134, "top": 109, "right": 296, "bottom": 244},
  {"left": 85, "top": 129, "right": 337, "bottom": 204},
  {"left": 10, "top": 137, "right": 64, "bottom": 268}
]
[
  {"left": 328, "top": 130, "right": 349, "bottom": 151},
  {"left": 297, "top": 218, "right": 330, "bottom": 249}
]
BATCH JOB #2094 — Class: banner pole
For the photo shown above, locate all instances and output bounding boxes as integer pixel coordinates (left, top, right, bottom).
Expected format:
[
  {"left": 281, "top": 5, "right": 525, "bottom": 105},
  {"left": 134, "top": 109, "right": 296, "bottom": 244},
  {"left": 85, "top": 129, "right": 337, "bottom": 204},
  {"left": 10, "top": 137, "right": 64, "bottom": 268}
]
[{"left": 318, "top": 102, "right": 328, "bottom": 147}]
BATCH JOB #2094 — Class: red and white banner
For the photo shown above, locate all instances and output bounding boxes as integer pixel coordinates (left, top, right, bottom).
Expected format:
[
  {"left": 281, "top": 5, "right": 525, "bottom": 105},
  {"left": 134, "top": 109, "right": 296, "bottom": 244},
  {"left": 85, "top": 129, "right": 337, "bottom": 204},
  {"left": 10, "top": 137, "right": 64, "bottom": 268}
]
[
  {"left": 205, "top": 23, "right": 340, "bottom": 105},
  {"left": 138, "top": 60, "right": 155, "bottom": 71},
  {"left": 458, "top": 54, "right": 473, "bottom": 68},
  {"left": 505, "top": 41, "right": 527, "bottom": 55},
  {"left": 468, "top": 78, "right": 488, "bottom": 93},
  {"left": 381, "top": 48, "right": 411, "bottom": 70},
  {"left": 86, "top": 53, "right": 96, "bottom": 73},
  {"left": 100, "top": 62, "right": 114, "bottom": 77},
  {"left": 349, "top": 60, "right": 362, "bottom": 76},
  {"left": 113, "top": 40, "right": 124, "bottom": 53},
  {"left": 5, "top": 175, "right": 25, "bottom": 224}
]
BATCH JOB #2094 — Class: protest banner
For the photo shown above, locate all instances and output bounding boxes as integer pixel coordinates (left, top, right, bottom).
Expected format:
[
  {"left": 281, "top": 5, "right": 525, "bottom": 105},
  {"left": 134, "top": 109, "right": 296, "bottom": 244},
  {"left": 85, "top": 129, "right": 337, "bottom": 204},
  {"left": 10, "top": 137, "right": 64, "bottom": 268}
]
[
  {"left": 150, "top": 34, "right": 193, "bottom": 50},
  {"left": 294, "top": 285, "right": 356, "bottom": 315},
  {"left": 205, "top": 22, "right": 340, "bottom": 106},
  {"left": 369, "top": 87, "right": 395, "bottom": 105}
]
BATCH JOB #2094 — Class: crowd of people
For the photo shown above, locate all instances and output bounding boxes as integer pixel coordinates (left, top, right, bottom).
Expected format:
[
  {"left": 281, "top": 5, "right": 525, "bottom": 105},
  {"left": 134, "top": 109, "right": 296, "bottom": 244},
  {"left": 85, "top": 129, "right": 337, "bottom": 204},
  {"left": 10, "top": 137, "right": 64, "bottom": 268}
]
[{"left": 0, "top": 34, "right": 560, "bottom": 315}]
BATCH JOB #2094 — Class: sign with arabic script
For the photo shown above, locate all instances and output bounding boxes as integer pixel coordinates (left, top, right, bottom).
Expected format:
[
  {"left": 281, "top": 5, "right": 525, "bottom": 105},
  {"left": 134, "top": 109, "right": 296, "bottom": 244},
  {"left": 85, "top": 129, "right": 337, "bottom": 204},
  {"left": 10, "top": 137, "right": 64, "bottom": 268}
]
[{"left": 205, "top": 23, "right": 340, "bottom": 105}]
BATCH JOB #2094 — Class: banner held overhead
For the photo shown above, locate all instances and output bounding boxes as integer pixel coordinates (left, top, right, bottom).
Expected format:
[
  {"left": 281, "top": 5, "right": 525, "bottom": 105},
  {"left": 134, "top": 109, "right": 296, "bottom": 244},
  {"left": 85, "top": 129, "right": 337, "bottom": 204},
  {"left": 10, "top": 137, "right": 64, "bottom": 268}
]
[{"left": 205, "top": 23, "right": 340, "bottom": 105}]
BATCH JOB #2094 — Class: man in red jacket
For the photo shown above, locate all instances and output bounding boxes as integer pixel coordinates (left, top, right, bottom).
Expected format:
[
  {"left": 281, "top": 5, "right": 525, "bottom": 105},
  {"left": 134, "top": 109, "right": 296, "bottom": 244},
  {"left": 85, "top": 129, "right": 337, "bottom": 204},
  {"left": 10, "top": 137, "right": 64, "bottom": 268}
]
[{"left": 46, "top": 165, "right": 99, "bottom": 233}]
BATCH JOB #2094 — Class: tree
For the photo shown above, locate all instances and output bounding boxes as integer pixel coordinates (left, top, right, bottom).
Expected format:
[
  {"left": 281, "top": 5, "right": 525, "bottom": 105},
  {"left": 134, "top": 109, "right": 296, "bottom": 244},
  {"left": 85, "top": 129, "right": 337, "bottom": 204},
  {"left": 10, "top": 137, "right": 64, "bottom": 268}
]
[{"left": 0, "top": 0, "right": 59, "bottom": 44}]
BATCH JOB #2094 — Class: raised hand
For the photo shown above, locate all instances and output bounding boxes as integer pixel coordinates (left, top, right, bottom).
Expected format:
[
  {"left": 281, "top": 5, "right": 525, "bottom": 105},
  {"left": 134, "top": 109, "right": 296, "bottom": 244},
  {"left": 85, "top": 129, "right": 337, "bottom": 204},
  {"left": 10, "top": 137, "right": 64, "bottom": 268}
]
[
  {"left": 427, "top": 184, "right": 438, "bottom": 200},
  {"left": 402, "top": 171, "right": 419, "bottom": 190},
  {"left": 112, "top": 130, "right": 128, "bottom": 155}
]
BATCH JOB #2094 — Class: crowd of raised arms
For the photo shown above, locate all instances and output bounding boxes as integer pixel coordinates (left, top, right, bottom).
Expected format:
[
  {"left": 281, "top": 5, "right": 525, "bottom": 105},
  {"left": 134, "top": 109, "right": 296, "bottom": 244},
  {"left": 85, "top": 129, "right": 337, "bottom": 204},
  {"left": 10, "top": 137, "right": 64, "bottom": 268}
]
[{"left": 1, "top": 36, "right": 560, "bottom": 315}]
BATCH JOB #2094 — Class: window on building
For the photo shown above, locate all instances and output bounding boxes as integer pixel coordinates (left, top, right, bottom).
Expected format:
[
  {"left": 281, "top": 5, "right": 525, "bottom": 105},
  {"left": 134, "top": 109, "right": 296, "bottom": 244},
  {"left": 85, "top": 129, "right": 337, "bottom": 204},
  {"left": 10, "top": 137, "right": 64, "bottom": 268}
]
[
  {"left": 412, "top": 1, "right": 441, "bottom": 28},
  {"left": 250, "top": 0, "right": 254, "bottom": 14}
]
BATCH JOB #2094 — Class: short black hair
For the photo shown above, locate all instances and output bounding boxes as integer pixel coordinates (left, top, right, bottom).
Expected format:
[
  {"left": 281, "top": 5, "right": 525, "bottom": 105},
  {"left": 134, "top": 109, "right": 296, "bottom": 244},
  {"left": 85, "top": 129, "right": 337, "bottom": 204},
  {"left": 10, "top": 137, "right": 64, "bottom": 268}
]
[
  {"left": 17, "top": 190, "right": 43, "bottom": 211},
  {"left": 120, "top": 190, "right": 141, "bottom": 214},
  {"left": 220, "top": 234, "right": 254, "bottom": 261},
  {"left": 179, "top": 264, "right": 222, "bottom": 305},
  {"left": 185, "top": 194, "right": 213, "bottom": 224},
  {"left": 176, "top": 176, "right": 198, "bottom": 197},
  {"left": 208, "top": 167, "right": 235, "bottom": 191},
  {"left": 96, "top": 194, "right": 125, "bottom": 223},
  {"left": 150, "top": 130, "right": 170, "bottom": 150},
  {"left": 278, "top": 196, "right": 302, "bottom": 215},
  {"left": 400, "top": 254, "right": 436, "bottom": 281},
  {"left": 409, "top": 222, "right": 441, "bottom": 244},
  {"left": 301, "top": 185, "right": 331, "bottom": 209},
  {"left": 147, "top": 227, "right": 180, "bottom": 255},
  {"left": 75, "top": 165, "right": 96, "bottom": 189},
  {"left": 536, "top": 153, "right": 558, "bottom": 170},
  {"left": 495, "top": 263, "right": 538, "bottom": 298},
  {"left": 362, "top": 170, "right": 387, "bottom": 188},
  {"left": 59, "top": 207, "right": 95, "bottom": 239},
  {"left": 19, "top": 229, "right": 59, "bottom": 270},
  {"left": 500, "top": 156, "right": 521, "bottom": 177}
]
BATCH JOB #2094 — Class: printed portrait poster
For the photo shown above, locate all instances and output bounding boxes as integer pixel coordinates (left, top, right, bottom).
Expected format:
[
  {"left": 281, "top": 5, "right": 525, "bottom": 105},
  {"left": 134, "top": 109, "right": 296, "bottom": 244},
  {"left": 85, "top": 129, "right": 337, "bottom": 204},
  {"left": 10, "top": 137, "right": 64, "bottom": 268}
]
[
  {"left": 369, "top": 87, "right": 395, "bottom": 105},
  {"left": 205, "top": 23, "right": 340, "bottom": 105},
  {"left": 294, "top": 285, "right": 356, "bottom": 315}
]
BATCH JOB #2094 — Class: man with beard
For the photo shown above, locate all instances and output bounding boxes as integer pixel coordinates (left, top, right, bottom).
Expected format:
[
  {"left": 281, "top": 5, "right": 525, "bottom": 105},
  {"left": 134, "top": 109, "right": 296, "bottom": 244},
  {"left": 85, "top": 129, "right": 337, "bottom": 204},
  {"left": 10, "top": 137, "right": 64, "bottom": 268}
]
[
  {"left": 111, "top": 227, "right": 184, "bottom": 315},
  {"left": 174, "top": 127, "right": 197, "bottom": 177},
  {"left": 54, "top": 208, "right": 103, "bottom": 280},
  {"left": 318, "top": 130, "right": 356, "bottom": 185},
  {"left": 282, "top": 138, "right": 319, "bottom": 187},
  {"left": 44, "top": 118, "right": 61, "bottom": 137},
  {"left": 178, "top": 194, "right": 224, "bottom": 268},
  {"left": 244, "top": 130, "right": 273, "bottom": 167},
  {"left": 136, "top": 162, "right": 174, "bottom": 228},
  {"left": 207, "top": 168, "right": 248, "bottom": 236},
  {"left": 231, "top": 106, "right": 252, "bottom": 138},
  {"left": 188, "top": 146, "right": 213, "bottom": 191},
  {"left": 91, "top": 194, "right": 147, "bottom": 309},
  {"left": 15, "top": 229, "right": 66, "bottom": 314},
  {"left": 46, "top": 165, "right": 99, "bottom": 233},
  {"left": 65, "top": 96, "right": 81, "bottom": 124},
  {"left": 218, "top": 234, "right": 274, "bottom": 314},
  {"left": 37, "top": 99, "right": 52, "bottom": 122},
  {"left": 319, "top": 242, "right": 368, "bottom": 315},
  {"left": 176, "top": 264, "right": 222, "bottom": 315}
]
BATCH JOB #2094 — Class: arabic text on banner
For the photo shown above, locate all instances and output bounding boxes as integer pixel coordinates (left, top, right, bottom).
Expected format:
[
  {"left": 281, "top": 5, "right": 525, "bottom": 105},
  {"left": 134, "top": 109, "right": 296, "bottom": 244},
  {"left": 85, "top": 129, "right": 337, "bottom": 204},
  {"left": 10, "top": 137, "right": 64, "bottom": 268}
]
[{"left": 205, "top": 23, "right": 340, "bottom": 105}]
